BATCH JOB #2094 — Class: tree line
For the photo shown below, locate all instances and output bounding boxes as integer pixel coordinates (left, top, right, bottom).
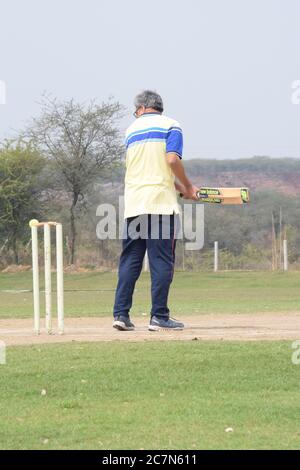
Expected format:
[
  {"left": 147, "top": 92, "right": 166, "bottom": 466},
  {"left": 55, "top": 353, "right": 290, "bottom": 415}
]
[
  {"left": 1, "top": 95, "right": 300, "bottom": 270},
  {"left": 0, "top": 95, "right": 124, "bottom": 266}
]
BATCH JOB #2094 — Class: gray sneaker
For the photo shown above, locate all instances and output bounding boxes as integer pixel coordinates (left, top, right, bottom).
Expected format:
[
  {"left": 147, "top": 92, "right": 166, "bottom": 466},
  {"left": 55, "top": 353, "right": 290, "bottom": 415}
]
[
  {"left": 113, "top": 315, "right": 135, "bottom": 331},
  {"left": 148, "top": 316, "right": 184, "bottom": 331}
]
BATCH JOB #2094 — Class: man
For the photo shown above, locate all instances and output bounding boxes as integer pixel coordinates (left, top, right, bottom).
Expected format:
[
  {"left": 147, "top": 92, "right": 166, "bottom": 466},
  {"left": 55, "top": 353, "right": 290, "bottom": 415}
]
[{"left": 113, "top": 90, "right": 198, "bottom": 331}]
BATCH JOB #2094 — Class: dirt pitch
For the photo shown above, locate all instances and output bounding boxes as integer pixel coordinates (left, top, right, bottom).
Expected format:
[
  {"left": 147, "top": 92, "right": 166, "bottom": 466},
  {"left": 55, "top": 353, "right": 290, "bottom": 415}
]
[{"left": 1, "top": 312, "right": 300, "bottom": 346}]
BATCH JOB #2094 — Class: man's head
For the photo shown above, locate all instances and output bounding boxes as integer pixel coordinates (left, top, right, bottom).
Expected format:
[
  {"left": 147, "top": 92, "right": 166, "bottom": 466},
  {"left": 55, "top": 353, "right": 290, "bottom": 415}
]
[{"left": 134, "top": 90, "right": 164, "bottom": 118}]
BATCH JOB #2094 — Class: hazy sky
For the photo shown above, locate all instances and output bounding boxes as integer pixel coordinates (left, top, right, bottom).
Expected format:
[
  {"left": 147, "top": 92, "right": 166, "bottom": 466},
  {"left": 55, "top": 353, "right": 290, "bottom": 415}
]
[{"left": 0, "top": 0, "right": 299, "bottom": 159}]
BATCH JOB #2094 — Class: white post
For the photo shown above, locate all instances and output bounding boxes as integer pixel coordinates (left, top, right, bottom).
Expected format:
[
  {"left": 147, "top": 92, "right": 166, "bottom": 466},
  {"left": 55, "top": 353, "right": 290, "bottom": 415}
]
[
  {"left": 56, "top": 223, "right": 64, "bottom": 334},
  {"left": 283, "top": 239, "right": 288, "bottom": 272},
  {"left": 144, "top": 250, "right": 149, "bottom": 272},
  {"left": 31, "top": 226, "right": 40, "bottom": 335},
  {"left": 214, "top": 241, "right": 218, "bottom": 272},
  {"left": 44, "top": 224, "right": 52, "bottom": 334}
]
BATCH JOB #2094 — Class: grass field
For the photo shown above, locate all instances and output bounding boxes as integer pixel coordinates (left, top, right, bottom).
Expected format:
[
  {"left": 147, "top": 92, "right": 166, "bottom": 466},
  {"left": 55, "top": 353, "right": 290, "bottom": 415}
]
[
  {"left": 1, "top": 340, "right": 299, "bottom": 450},
  {"left": 1, "top": 270, "right": 300, "bottom": 449},
  {"left": 1, "top": 270, "right": 300, "bottom": 318}
]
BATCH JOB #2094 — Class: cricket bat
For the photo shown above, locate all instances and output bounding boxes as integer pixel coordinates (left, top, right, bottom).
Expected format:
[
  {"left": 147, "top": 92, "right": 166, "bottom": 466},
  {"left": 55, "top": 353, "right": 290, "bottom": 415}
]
[
  {"left": 196, "top": 187, "right": 250, "bottom": 204},
  {"left": 180, "top": 187, "right": 250, "bottom": 204}
]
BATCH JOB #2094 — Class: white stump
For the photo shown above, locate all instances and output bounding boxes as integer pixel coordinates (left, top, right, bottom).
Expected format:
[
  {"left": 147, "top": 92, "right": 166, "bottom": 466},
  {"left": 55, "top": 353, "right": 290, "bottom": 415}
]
[
  {"left": 56, "top": 223, "right": 64, "bottom": 334},
  {"left": 44, "top": 223, "right": 52, "bottom": 334},
  {"left": 283, "top": 239, "right": 288, "bottom": 272},
  {"left": 144, "top": 250, "right": 149, "bottom": 272},
  {"left": 31, "top": 225, "right": 40, "bottom": 335},
  {"left": 214, "top": 241, "right": 218, "bottom": 272}
]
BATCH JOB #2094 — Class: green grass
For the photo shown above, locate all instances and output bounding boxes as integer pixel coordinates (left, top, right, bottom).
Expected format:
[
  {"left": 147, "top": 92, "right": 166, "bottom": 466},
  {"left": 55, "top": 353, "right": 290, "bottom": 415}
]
[
  {"left": 1, "top": 341, "right": 300, "bottom": 449},
  {"left": 0, "top": 271, "right": 300, "bottom": 318}
]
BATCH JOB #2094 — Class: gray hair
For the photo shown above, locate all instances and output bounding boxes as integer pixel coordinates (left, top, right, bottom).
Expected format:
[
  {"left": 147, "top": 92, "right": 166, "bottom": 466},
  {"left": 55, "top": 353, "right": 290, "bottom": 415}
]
[{"left": 134, "top": 90, "right": 164, "bottom": 113}]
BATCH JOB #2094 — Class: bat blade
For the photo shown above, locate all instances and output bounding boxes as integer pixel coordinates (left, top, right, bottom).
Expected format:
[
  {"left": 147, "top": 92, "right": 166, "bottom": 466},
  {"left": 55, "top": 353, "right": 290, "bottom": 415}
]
[{"left": 197, "top": 187, "right": 250, "bottom": 204}]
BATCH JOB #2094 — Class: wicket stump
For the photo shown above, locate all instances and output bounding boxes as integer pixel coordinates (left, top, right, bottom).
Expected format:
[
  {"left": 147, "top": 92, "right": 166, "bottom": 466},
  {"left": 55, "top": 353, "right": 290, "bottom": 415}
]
[{"left": 30, "top": 220, "right": 64, "bottom": 335}]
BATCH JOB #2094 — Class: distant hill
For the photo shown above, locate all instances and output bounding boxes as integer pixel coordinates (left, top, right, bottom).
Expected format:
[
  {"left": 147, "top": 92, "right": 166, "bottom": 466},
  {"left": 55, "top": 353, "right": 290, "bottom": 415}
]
[{"left": 184, "top": 157, "right": 300, "bottom": 195}]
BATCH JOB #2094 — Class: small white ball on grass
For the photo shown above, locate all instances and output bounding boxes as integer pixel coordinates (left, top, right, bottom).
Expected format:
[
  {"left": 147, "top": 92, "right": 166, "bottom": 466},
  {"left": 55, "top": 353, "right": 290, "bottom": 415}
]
[
  {"left": 225, "top": 427, "right": 234, "bottom": 433},
  {"left": 29, "top": 219, "right": 39, "bottom": 228}
]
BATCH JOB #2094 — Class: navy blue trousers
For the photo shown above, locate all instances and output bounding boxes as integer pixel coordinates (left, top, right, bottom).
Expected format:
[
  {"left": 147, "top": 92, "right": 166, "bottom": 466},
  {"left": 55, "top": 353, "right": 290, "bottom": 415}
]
[{"left": 113, "top": 214, "right": 177, "bottom": 319}]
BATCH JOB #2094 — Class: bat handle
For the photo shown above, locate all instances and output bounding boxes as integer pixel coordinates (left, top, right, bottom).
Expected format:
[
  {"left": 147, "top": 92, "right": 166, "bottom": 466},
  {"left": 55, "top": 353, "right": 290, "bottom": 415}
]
[{"left": 179, "top": 191, "right": 201, "bottom": 199}]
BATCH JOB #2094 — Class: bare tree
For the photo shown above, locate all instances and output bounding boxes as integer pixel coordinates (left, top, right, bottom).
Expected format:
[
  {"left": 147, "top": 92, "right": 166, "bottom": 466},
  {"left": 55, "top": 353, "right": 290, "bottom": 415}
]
[{"left": 26, "top": 95, "right": 124, "bottom": 264}]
